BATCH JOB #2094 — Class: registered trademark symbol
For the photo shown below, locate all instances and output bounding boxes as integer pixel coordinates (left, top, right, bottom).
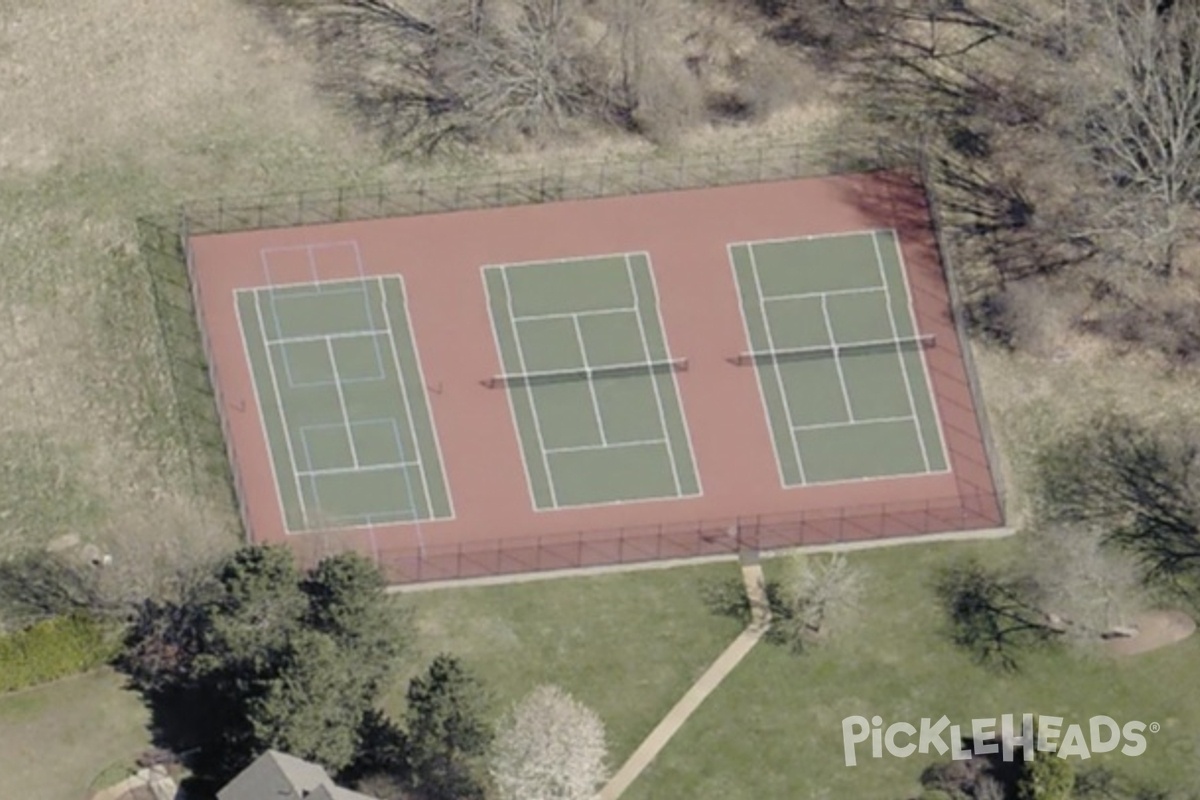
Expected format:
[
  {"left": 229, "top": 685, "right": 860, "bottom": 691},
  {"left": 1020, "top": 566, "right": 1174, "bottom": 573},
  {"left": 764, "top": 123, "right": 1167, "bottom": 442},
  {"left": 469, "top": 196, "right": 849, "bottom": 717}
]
[{"left": 1149, "top": 722, "right": 1161, "bottom": 733}]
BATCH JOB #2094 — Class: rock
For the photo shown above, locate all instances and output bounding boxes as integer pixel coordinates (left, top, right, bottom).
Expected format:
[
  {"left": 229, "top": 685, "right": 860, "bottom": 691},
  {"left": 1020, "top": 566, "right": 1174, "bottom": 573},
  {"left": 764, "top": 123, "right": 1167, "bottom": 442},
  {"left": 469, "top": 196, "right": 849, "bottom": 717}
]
[
  {"left": 1102, "top": 625, "right": 1139, "bottom": 640},
  {"left": 45, "top": 533, "right": 81, "bottom": 552}
]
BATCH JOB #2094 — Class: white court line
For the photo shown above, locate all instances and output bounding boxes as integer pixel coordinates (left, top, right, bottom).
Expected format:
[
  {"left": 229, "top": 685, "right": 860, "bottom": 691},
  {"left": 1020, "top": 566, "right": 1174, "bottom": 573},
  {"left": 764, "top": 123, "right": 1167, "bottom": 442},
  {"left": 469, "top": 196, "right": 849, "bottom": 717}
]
[
  {"left": 378, "top": 277, "right": 438, "bottom": 521},
  {"left": 265, "top": 329, "right": 389, "bottom": 347},
  {"left": 763, "top": 286, "right": 885, "bottom": 303},
  {"left": 309, "top": 468, "right": 419, "bottom": 528},
  {"left": 545, "top": 438, "right": 666, "bottom": 455},
  {"left": 727, "top": 243, "right": 793, "bottom": 490},
  {"left": 572, "top": 315, "right": 609, "bottom": 445},
  {"left": 486, "top": 250, "right": 647, "bottom": 272},
  {"left": 513, "top": 306, "right": 638, "bottom": 323},
  {"left": 792, "top": 414, "right": 915, "bottom": 433},
  {"left": 304, "top": 245, "right": 320, "bottom": 284},
  {"left": 297, "top": 460, "right": 421, "bottom": 478},
  {"left": 819, "top": 295, "right": 855, "bottom": 422},
  {"left": 879, "top": 230, "right": 952, "bottom": 473},
  {"left": 263, "top": 285, "right": 372, "bottom": 300},
  {"left": 637, "top": 252, "right": 704, "bottom": 499},
  {"left": 250, "top": 287, "right": 312, "bottom": 526},
  {"left": 871, "top": 231, "right": 931, "bottom": 473},
  {"left": 390, "top": 275, "right": 457, "bottom": 520},
  {"left": 624, "top": 254, "right": 682, "bottom": 497},
  {"left": 500, "top": 267, "right": 561, "bottom": 509},
  {"left": 725, "top": 228, "right": 893, "bottom": 250},
  {"left": 259, "top": 240, "right": 364, "bottom": 257},
  {"left": 745, "top": 244, "right": 810, "bottom": 485},
  {"left": 481, "top": 268, "right": 542, "bottom": 513},
  {"left": 325, "top": 336, "right": 360, "bottom": 468},
  {"left": 233, "top": 293, "right": 297, "bottom": 532},
  {"left": 346, "top": 243, "right": 389, "bottom": 378}
]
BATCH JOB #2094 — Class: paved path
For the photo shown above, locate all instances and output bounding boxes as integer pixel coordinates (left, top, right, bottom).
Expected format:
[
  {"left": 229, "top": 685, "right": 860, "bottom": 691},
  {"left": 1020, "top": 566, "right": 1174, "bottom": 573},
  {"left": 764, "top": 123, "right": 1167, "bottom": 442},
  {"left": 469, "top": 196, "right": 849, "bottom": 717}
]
[{"left": 595, "top": 553, "right": 772, "bottom": 800}]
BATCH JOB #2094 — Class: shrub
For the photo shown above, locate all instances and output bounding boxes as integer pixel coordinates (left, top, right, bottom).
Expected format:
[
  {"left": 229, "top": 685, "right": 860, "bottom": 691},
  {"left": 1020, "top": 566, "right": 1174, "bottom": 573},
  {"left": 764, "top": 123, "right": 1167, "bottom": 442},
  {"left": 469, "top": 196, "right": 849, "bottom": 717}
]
[
  {"left": 1017, "top": 747, "right": 1074, "bottom": 800},
  {"left": 0, "top": 613, "right": 117, "bottom": 692},
  {"left": 917, "top": 790, "right": 959, "bottom": 800}
]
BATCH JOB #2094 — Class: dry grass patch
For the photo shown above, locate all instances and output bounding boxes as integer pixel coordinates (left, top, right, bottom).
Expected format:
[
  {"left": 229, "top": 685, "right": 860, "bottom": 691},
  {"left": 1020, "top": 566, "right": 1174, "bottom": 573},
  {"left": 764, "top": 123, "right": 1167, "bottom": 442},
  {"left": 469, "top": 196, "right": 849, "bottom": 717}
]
[{"left": 0, "top": 0, "right": 387, "bottom": 561}]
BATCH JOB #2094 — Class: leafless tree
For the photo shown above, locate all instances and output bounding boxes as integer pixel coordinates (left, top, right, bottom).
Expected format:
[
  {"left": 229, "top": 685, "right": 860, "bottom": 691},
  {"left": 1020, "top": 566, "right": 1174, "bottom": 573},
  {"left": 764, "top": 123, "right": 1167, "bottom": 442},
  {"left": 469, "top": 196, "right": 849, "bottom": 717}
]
[
  {"left": 1066, "top": 0, "right": 1200, "bottom": 276},
  {"left": 775, "top": 552, "right": 864, "bottom": 651},
  {"left": 437, "top": 0, "right": 595, "bottom": 140},
  {"left": 1027, "top": 524, "right": 1146, "bottom": 643},
  {"left": 489, "top": 684, "right": 608, "bottom": 800}
]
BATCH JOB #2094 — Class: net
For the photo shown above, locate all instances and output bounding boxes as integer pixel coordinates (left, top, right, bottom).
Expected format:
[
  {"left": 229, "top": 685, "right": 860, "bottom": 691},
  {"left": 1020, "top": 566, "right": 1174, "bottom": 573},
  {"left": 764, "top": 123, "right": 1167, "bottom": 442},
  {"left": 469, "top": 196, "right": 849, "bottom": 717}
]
[
  {"left": 734, "top": 335, "right": 936, "bottom": 367},
  {"left": 484, "top": 357, "right": 689, "bottom": 389}
]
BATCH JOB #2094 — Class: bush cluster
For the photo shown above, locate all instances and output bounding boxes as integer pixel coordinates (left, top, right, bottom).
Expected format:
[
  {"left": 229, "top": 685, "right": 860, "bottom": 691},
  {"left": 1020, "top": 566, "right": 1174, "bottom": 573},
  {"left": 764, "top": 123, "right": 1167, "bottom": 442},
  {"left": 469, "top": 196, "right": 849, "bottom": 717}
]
[{"left": 0, "top": 613, "right": 117, "bottom": 693}]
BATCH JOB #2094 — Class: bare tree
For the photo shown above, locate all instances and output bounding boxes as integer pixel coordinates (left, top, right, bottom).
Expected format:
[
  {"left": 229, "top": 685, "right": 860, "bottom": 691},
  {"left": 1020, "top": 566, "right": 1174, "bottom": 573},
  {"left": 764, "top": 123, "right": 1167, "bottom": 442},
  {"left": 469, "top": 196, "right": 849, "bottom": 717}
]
[
  {"left": 489, "top": 684, "right": 608, "bottom": 800},
  {"left": 436, "top": 0, "right": 594, "bottom": 140},
  {"left": 774, "top": 552, "right": 864, "bottom": 651},
  {"left": 1067, "top": 0, "right": 1200, "bottom": 276},
  {"left": 1027, "top": 524, "right": 1146, "bottom": 642}
]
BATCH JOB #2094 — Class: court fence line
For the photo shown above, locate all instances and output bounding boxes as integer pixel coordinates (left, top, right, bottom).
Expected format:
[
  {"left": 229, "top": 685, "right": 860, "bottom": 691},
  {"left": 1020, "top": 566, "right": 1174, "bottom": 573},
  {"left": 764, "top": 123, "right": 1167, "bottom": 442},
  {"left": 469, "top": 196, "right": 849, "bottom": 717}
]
[
  {"left": 182, "top": 213, "right": 257, "bottom": 545},
  {"left": 177, "top": 138, "right": 903, "bottom": 236},
  {"left": 142, "top": 137, "right": 1008, "bottom": 574},
  {"left": 915, "top": 147, "right": 1008, "bottom": 509},
  {"left": 353, "top": 490, "right": 1005, "bottom": 585}
]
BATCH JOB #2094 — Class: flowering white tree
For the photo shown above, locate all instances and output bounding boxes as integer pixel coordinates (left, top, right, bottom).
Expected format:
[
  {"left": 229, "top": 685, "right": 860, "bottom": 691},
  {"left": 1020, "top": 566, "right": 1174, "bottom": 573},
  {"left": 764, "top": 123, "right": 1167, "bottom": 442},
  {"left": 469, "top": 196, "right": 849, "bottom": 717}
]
[
  {"left": 775, "top": 551, "right": 864, "bottom": 652},
  {"left": 489, "top": 684, "right": 608, "bottom": 800}
]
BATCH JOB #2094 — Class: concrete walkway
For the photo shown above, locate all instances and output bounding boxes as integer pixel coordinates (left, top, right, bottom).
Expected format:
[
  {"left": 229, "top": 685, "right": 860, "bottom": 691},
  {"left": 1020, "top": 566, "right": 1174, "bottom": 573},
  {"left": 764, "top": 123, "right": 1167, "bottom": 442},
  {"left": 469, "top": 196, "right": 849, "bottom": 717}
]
[{"left": 595, "top": 553, "right": 772, "bottom": 800}]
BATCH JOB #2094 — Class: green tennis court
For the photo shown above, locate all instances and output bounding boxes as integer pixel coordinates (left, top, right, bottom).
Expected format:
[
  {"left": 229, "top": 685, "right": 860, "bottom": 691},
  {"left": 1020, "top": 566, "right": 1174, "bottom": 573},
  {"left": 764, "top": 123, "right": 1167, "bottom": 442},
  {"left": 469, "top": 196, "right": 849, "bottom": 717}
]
[
  {"left": 483, "top": 254, "right": 701, "bottom": 510},
  {"left": 235, "top": 276, "right": 453, "bottom": 531},
  {"left": 730, "top": 230, "right": 948, "bottom": 486}
]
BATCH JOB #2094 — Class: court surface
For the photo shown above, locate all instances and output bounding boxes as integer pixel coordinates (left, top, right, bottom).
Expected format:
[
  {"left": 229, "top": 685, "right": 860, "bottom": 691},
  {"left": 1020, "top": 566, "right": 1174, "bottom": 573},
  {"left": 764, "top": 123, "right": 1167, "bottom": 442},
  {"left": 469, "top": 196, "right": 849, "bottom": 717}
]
[
  {"left": 236, "top": 273, "right": 453, "bottom": 531},
  {"left": 483, "top": 253, "right": 701, "bottom": 510},
  {"left": 730, "top": 229, "right": 949, "bottom": 486}
]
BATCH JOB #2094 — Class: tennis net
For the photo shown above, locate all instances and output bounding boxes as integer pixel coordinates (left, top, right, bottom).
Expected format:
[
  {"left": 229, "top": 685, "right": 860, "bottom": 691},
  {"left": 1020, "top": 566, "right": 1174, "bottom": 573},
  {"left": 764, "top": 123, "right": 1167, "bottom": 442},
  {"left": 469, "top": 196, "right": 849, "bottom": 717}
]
[
  {"left": 733, "top": 335, "right": 936, "bottom": 367},
  {"left": 483, "top": 357, "right": 689, "bottom": 389}
]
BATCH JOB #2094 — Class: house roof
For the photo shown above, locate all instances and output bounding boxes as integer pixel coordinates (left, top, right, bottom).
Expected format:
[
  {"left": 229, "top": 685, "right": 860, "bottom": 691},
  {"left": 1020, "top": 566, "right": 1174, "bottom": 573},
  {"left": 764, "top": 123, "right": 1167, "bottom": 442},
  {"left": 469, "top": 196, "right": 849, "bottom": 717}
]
[{"left": 216, "top": 751, "right": 376, "bottom": 800}]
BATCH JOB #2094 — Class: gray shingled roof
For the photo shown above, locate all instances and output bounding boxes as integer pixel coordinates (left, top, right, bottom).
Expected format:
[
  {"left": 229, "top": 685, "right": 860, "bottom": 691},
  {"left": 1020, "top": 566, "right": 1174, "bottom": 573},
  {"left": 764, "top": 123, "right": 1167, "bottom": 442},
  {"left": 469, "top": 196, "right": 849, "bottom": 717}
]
[{"left": 216, "top": 751, "right": 376, "bottom": 800}]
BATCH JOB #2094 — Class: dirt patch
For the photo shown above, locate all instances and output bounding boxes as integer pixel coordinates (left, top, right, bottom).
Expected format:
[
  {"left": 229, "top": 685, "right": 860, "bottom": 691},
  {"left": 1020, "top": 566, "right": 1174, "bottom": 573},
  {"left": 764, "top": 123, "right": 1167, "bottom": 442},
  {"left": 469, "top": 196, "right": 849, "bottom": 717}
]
[{"left": 1103, "top": 610, "right": 1196, "bottom": 657}]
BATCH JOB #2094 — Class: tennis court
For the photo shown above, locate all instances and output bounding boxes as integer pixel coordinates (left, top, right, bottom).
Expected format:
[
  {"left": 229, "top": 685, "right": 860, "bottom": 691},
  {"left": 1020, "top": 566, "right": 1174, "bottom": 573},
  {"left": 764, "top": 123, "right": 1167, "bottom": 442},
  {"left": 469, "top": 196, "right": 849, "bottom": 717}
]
[
  {"left": 730, "top": 229, "right": 949, "bottom": 486},
  {"left": 483, "top": 253, "right": 701, "bottom": 510},
  {"left": 235, "top": 273, "right": 453, "bottom": 532}
]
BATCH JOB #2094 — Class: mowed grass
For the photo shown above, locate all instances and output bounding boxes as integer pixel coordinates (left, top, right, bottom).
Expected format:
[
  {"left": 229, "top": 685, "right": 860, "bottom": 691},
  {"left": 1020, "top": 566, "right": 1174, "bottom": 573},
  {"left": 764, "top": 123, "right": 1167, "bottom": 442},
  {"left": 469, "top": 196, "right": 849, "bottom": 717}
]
[
  {"left": 0, "top": 669, "right": 150, "bottom": 800},
  {"left": 622, "top": 537, "right": 1200, "bottom": 800},
  {"left": 391, "top": 562, "right": 744, "bottom": 762}
]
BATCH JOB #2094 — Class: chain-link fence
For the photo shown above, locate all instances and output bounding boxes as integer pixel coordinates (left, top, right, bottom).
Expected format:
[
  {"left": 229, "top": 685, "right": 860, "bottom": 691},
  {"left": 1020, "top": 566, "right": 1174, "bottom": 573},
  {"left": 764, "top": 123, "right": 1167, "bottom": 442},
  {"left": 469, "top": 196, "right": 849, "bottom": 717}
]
[{"left": 143, "top": 138, "right": 1007, "bottom": 579}]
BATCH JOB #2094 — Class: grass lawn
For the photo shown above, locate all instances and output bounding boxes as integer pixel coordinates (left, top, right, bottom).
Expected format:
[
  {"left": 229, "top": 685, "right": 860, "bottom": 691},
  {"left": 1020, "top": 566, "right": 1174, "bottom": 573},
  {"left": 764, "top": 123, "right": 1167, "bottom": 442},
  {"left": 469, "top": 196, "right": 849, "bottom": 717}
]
[
  {"left": 391, "top": 562, "right": 745, "bottom": 762},
  {"left": 621, "top": 537, "right": 1200, "bottom": 800},
  {"left": 0, "top": 668, "right": 150, "bottom": 800}
]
